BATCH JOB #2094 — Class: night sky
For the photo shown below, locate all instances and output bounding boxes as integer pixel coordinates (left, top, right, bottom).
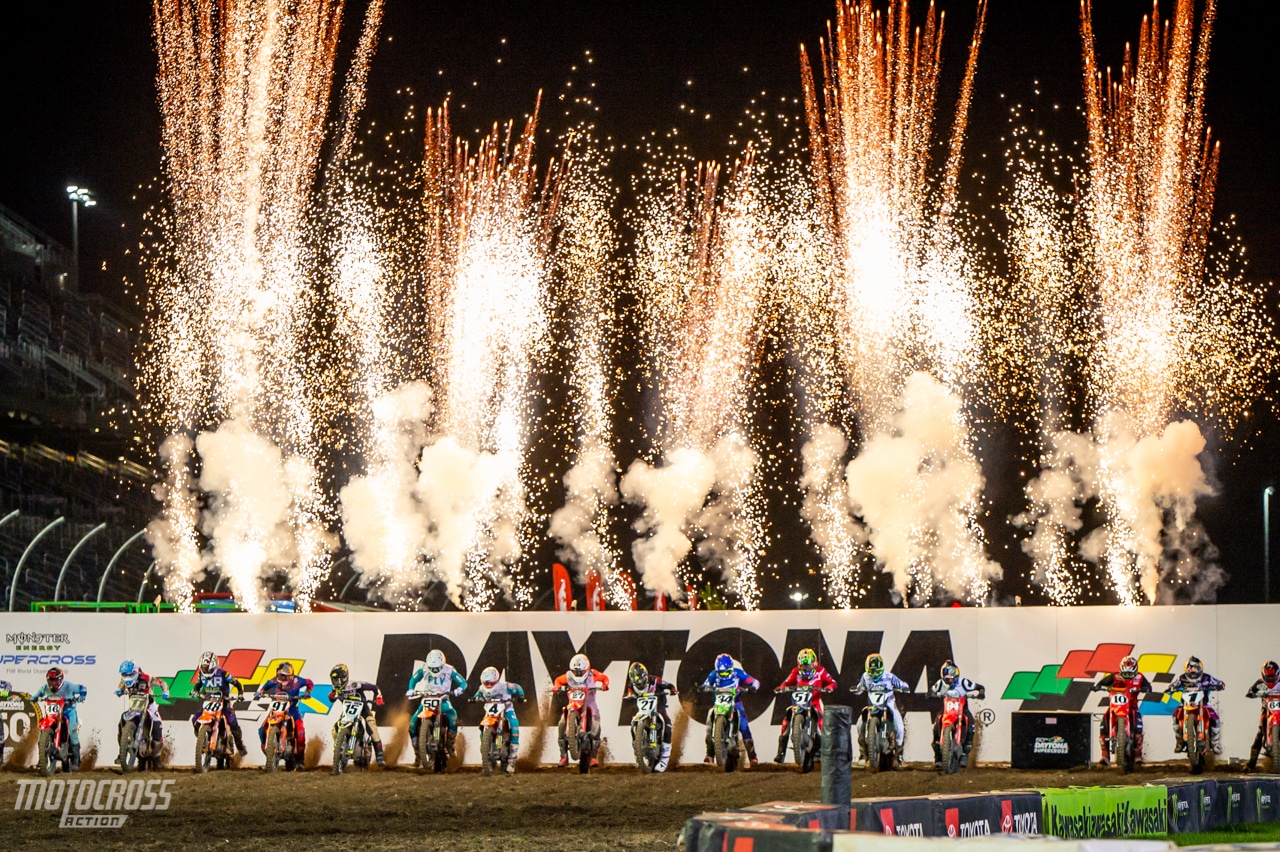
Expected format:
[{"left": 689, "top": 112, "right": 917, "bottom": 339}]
[{"left": 1, "top": 1, "right": 1276, "bottom": 607}]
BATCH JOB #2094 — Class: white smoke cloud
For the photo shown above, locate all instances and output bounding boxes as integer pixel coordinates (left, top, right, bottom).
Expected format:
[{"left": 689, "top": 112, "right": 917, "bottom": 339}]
[
  {"left": 548, "top": 441, "right": 619, "bottom": 584},
  {"left": 694, "top": 434, "right": 764, "bottom": 609},
  {"left": 799, "top": 423, "right": 867, "bottom": 607},
  {"left": 620, "top": 447, "right": 717, "bottom": 598},
  {"left": 1021, "top": 416, "right": 1221, "bottom": 604},
  {"left": 844, "top": 372, "right": 1001, "bottom": 604},
  {"left": 146, "top": 434, "right": 205, "bottom": 611}
]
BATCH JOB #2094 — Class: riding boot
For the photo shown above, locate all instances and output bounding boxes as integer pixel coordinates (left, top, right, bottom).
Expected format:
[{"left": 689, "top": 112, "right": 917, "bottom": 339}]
[
  {"left": 1174, "top": 730, "right": 1186, "bottom": 753},
  {"left": 232, "top": 726, "right": 248, "bottom": 756},
  {"left": 932, "top": 741, "right": 943, "bottom": 770},
  {"left": 655, "top": 743, "right": 671, "bottom": 773},
  {"left": 1097, "top": 737, "right": 1110, "bottom": 766},
  {"left": 774, "top": 733, "right": 789, "bottom": 764},
  {"left": 745, "top": 738, "right": 760, "bottom": 768},
  {"left": 70, "top": 744, "right": 81, "bottom": 771},
  {"left": 374, "top": 741, "right": 386, "bottom": 767},
  {"left": 1247, "top": 746, "right": 1261, "bottom": 773},
  {"left": 1135, "top": 732, "right": 1145, "bottom": 763},
  {"left": 1210, "top": 724, "right": 1223, "bottom": 755},
  {"left": 445, "top": 728, "right": 457, "bottom": 756}
]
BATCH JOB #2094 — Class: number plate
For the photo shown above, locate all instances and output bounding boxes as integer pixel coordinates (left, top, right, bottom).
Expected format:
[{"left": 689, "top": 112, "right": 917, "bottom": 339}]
[
  {"left": 793, "top": 690, "right": 812, "bottom": 706},
  {"left": 484, "top": 701, "right": 504, "bottom": 717},
  {"left": 714, "top": 692, "right": 735, "bottom": 709},
  {"left": 636, "top": 696, "right": 657, "bottom": 715},
  {"left": 944, "top": 696, "right": 964, "bottom": 713},
  {"left": 1268, "top": 699, "right": 1280, "bottom": 712},
  {"left": 39, "top": 700, "right": 62, "bottom": 717},
  {"left": 202, "top": 699, "right": 224, "bottom": 715},
  {"left": 1110, "top": 692, "right": 1129, "bottom": 706},
  {"left": 128, "top": 694, "right": 150, "bottom": 711},
  {"left": 269, "top": 699, "right": 290, "bottom": 713},
  {"left": 869, "top": 691, "right": 890, "bottom": 706},
  {"left": 341, "top": 699, "right": 363, "bottom": 719},
  {"left": 1183, "top": 691, "right": 1205, "bottom": 706},
  {"left": 568, "top": 690, "right": 587, "bottom": 702},
  {"left": 421, "top": 697, "right": 442, "bottom": 711}
]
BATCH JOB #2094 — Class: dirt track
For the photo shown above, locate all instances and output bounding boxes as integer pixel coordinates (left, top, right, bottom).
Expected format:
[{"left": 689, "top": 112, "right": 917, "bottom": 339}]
[{"left": 0, "top": 762, "right": 1251, "bottom": 851}]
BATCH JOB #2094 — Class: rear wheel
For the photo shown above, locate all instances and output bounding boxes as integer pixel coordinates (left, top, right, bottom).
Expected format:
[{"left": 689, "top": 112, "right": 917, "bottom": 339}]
[
  {"left": 120, "top": 721, "right": 138, "bottom": 773},
  {"left": 480, "top": 726, "right": 496, "bottom": 776}
]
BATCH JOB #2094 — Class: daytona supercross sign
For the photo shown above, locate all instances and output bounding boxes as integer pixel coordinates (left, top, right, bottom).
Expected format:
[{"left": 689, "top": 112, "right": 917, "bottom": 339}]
[{"left": 0, "top": 605, "right": 1273, "bottom": 766}]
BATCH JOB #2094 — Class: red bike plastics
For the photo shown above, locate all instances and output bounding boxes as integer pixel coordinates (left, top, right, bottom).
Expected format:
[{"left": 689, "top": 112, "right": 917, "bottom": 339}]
[
  {"left": 1104, "top": 686, "right": 1137, "bottom": 774},
  {"left": 938, "top": 691, "right": 969, "bottom": 775},
  {"left": 561, "top": 683, "right": 601, "bottom": 774}
]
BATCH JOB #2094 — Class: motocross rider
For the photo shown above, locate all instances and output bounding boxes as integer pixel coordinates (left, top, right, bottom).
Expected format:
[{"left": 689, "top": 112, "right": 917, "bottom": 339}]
[
  {"left": 407, "top": 649, "right": 467, "bottom": 761},
  {"left": 329, "top": 664, "right": 386, "bottom": 769},
  {"left": 1091, "top": 654, "right": 1152, "bottom": 766},
  {"left": 852, "top": 653, "right": 909, "bottom": 764},
  {"left": 1245, "top": 660, "right": 1280, "bottom": 772},
  {"left": 928, "top": 660, "right": 985, "bottom": 769},
  {"left": 701, "top": 653, "right": 762, "bottom": 767},
  {"left": 0, "top": 679, "right": 13, "bottom": 764},
  {"left": 1165, "top": 656, "right": 1225, "bottom": 756},
  {"left": 554, "top": 653, "right": 610, "bottom": 768},
  {"left": 473, "top": 666, "right": 525, "bottom": 775},
  {"left": 114, "top": 660, "right": 169, "bottom": 761},
  {"left": 33, "top": 667, "right": 87, "bottom": 770},
  {"left": 253, "top": 661, "right": 313, "bottom": 767},
  {"left": 192, "top": 651, "right": 248, "bottom": 755},
  {"left": 773, "top": 648, "right": 837, "bottom": 764},
  {"left": 624, "top": 662, "right": 678, "bottom": 772}
]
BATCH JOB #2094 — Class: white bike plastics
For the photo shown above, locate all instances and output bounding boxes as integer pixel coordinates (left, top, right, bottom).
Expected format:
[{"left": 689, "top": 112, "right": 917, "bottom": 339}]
[
  {"left": 631, "top": 694, "right": 663, "bottom": 773},
  {"left": 333, "top": 693, "right": 372, "bottom": 775},
  {"left": 864, "top": 690, "right": 898, "bottom": 774},
  {"left": 117, "top": 691, "right": 156, "bottom": 773}
]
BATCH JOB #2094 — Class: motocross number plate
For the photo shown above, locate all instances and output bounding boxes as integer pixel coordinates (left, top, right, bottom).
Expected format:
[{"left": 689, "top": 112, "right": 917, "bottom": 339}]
[
  {"left": 341, "top": 699, "right": 363, "bottom": 719},
  {"left": 269, "top": 698, "right": 290, "bottom": 713},
  {"left": 944, "top": 696, "right": 964, "bottom": 713},
  {"left": 636, "top": 696, "right": 657, "bottom": 715},
  {"left": 714, "top": 692, "right": 735, "bottom": 709},
  {"left": 128, "top": 694, "right": 150, "bottom": 711},
  {"left": 868, "top": 691, "right": 890, "bottom": 706},
  {"left": 1110, "top": 693, "right": 1129, "bottom": 706},
  {"left": 568, "top": 690, "right": 587, "bottom": 702},
  {"left": 484, "top": 701, "right": 504, "bottom": 717},
  {"left": 793, "top": 690, "right": 812, "bottom": 706},
  {"left": 202, "top": 699, "right": 223, "bottom": 714},
  {"left": 39, "top": 700, "right": 62, "bottom": 717},
  {"left": 1183, "top": 691, "right": 1205, "bottom": 706},
  {"left": 1269, "top": 699, "right": 1280, "bottom": 712},
  {"left": 421, "top": 697, "right": 442, "bottom": 711}
]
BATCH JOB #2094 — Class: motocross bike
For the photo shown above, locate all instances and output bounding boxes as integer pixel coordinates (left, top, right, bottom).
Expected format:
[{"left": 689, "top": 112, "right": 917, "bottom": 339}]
[
  {"left": 630, "top": 690, "right": 667, "bottom": 773},
  {"left": 937, "top": 688, "right": 982, "bottom": 775},
  {"left": 776, "top": 685, "right": 828, "bottom": 773},
  {"left": 259, "top": 691, "right": 304, "bottom": 773},
  {"left": 704, "top": 685, "right": 744, "bottom": 773},
  {"left": 559, "top": 683, "right": 602, "bottom": 774},
  {"left": 331, "top": 689, "right": 374, "bottom": 775},
  {"left": 475, "top": 696, "right": 518, "bottom": 776},
  {"left": 409, "top": 690, "right": 451, "bottom": 774},
  {"left": 1175, "top": 687, "right": 1219, "bottom": 775},
  {"left": 1263, "top": 693, "right": 1280, "bottom": 770},
  {"left": 117, "top": 683, "right": 164, "bottom": 773},
  {"left": 36, "top": 695, "right": 78, "bottom": 776},
  {"left": 1098, "top": 685, "right": 1138, "bottom": 774},
  {"left": 194, "top": 686, "right": 235, "bottom": 772},
  {"left": 861, "top": 689, "right": 902, "bottom": 773}
]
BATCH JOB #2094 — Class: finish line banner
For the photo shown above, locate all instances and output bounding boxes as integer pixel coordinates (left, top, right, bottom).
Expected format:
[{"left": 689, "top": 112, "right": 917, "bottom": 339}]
[{"left": 0, "top": 606, "right": 1274, "bottom": 767}]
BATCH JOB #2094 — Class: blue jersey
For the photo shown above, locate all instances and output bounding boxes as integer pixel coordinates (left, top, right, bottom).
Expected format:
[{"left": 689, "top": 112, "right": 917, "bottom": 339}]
[
  {"left": 702, "top": 667, "right": 759, "bottom": 694},
  {"left": 197, "top": 668, "right": 243, "bottom": 700}
]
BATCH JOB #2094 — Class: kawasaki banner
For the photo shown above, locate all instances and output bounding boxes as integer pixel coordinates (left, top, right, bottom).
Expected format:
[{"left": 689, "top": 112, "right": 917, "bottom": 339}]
[
  {"left": 0, "top": 605, "right": 1277, "bottom": 767},
  {"left": 1041, "top": 786, "right": 1169, "bottom": 838}
]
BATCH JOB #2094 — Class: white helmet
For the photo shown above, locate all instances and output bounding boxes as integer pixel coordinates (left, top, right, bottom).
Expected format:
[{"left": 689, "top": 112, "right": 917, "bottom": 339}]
[
  {"left": 426, "top": 650, "right": 445, "bottom": 673},
  {"left": 569, "top": 654, "right": 590, "bottom": 677},
  {"left": 199, "top": 651, "right": 218, "bottom": 675},
  {"left": 481, "top": 666, "right": 500, "bottom": 687}
]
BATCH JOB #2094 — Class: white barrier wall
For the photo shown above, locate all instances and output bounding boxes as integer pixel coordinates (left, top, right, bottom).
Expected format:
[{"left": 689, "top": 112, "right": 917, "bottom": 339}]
[{"left": 0, "top": 605, "right": 1275, "bottom": 767}]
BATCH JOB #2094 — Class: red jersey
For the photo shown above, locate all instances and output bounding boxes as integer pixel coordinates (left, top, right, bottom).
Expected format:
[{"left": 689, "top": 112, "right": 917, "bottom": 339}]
[
  {"left": 1097, "top": 672, "right": 1152, "bottom": 705},
  {"left": 777, "top": 666, "right": 838, "bottom": 693}
]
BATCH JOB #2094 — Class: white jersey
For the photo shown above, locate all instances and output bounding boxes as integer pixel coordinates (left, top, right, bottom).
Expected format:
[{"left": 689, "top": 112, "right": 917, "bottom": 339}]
[
  {"left": 930, "top": 677, "right": 984, "bottom": 698},
  {"left": 476, "top": 682, "right": 522, "bottom": 712},
  {"left": 856, "top": 672, "right": 909, "bottom": 708}
]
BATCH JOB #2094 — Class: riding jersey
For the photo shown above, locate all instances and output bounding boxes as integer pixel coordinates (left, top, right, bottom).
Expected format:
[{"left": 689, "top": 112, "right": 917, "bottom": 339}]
[
  {"left": 624, "top": 678, "right": 677, "bottom": 716},
  {"left": 196, "top": 667, "right": 244, "bottom": 700},
  {"left": 701, "top": 666, "right": 760, "bottom": 696},
  {"left": 1247, "top": 679, "right": 1280, "bottom": 700},
  {"left": 257, "top": 675, "right": 314, "bottom": 720},
  {"left": 1095, "top": 672, "right": 1152, "bottom": 703},
  {"left": 0, "top": 679, "right": 13, "bottom": 698},
  {"left": 854, "top": 672, "right": 909, "bottom": 703},
  {"left": 778, "top": 666, "right": 838, "bottom": 694},
  {"left": 118, "top": 670, "right": 169, "bottom": 700},
  {"left": 1167, "top": 671, "right": 1225, "bottom": 695},
  {"left": 408, "top": 665, "right": 467, "bottom": 698},
  {"left": 474, "top": 681, "right": 525, "bottom": 712},
  {"left": 554, "top": 669, "right": 610, "bottom": 715},
  {"left": 34, "top": 681, "right": 88, "bottom": 745},
  {"left": 334, "top": 681, "right": 382, "bottom": 714},
  {"left": 929, "top": 677, "right": 985, "bottom": 698}
]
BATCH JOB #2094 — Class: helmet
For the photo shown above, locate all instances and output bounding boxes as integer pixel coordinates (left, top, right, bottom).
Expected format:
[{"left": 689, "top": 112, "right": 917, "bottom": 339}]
[
  {"left": 119, "top": 660, "right": 139, "bottom": 687},
  {"left": 715, "top": 654, "right": 735, "bottom": 678},
  {"left": 426, "top": 650, "right": 446, "bottom": 673},
  {"left": 1119, "top": 655, "right": 1139, "bottom": 678},
  {"left": 275, "top": 662, "right": 294, "bottom": 686},
  {"left": 1185, "top": 656, "right": 1203, "bottom": 678},
  {"left": 570, "top": 654, "right": 590, "bottom": 677},
  {"left": 481, "top": 666, "right": 500, "bottom": 687},
  {"left": 628, "top": 662, "right": 649, "bottom": 692},
  {"left": 866, "top": 653, "right": 885, "bottom": 679},
  {"left": 46, "top": 667, "right": 64, "bottom": 691},
  {"left": 941, "top": 660, "right": 959, "bottom": 686},
  {"left": 199, "top": 652, "right": 218, "bottom": 675},
  {"left": 1263, "top": 661, "right": 1279, "bottom": 687},
  {"left": 330, "top": 664, "right": 349, "bottom": 691},
  {"left": 797, "top": 648, "right": 817, "bottom": 675}
]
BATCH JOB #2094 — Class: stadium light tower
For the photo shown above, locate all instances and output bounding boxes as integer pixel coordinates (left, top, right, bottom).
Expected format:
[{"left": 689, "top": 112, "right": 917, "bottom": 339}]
[{"left": 66, "top": 185, "right": 96, "bottom": 289}]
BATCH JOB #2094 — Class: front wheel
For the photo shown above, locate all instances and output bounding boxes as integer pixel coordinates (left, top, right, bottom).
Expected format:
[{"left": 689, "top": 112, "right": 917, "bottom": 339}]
[
  {"left": 119, "top": 720, "right": 139, "bottom": 774},
  {"left": 333, "top": 726, "right": 350, "bottom": 775},
  {"left": 1114, "top": 726, "right": 1132, "bottom": 775},
  {"left": 195, "top": 726, "right": 210, "bottom": 774},
  {"left": 264, "top": 726, "right": 281, "bottom": 773},
  {"left": 415, "top": 718, "right": 430, "bottom": 772},
  {"left": 567, "top": 711, "right": 582, "bottom": 762},
  {"left": 941, "top": 723, "right": 960, "bottom": 775},
  {"left": 866, "top": 718, "right": 882, "bottom": 774},
  {"left": 632, "top": 722, "right": 651, "bottom": 772},
  {"left": 713, "top": 715, "right": 729, "bottom": 769},
  {"left": 37, "top": 731, "right": 53, "bottom": 776},
  {"left": 1187, "top": 718, "right": 1205, "bottom": 775},
  {"left": 480, "top": 726, "right": 497, "bottom": 777}
]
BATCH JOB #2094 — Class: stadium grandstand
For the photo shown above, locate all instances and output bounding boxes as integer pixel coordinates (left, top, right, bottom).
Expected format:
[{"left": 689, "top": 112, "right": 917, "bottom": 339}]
[{"left": 0, "top": 201, "right": 156, "bottom": 610}]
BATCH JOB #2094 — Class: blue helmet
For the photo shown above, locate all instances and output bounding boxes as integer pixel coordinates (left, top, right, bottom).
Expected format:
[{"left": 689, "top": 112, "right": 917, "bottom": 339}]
[
  {"left": 715, "top": 654, "right": 734, "bottom": 678},
  {"left": 119, "top": 660, "right": 139, "bottom": 687}
]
